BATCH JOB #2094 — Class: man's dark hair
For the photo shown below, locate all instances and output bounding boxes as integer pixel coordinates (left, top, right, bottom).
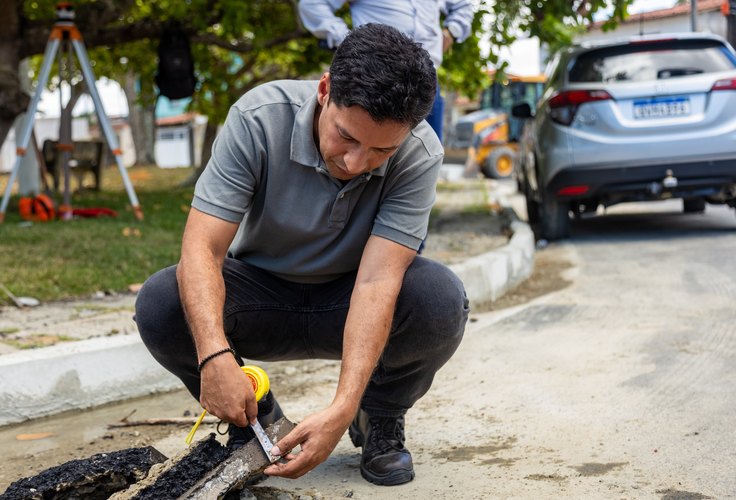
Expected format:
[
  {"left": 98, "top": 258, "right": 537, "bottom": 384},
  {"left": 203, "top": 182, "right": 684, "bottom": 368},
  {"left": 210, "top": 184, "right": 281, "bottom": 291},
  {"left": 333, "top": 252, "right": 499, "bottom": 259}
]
[{"left": 328, "top": 23, "right": 436, "bottom": 129}]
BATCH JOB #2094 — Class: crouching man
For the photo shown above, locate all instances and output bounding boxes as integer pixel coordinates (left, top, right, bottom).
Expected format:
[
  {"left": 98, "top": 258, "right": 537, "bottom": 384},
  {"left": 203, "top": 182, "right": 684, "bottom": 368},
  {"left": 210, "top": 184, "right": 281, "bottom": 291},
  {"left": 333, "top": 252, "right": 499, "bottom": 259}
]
[{"left": 135, "top": 23, "right": 468, "bottom": 486}]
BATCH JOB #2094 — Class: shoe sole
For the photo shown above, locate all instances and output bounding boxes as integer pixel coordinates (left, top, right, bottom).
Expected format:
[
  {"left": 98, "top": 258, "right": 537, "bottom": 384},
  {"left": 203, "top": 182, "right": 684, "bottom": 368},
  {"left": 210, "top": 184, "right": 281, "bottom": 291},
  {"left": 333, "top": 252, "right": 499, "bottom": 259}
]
[{"left": 360, "top": 466, "right": 415, "bottom": 486}]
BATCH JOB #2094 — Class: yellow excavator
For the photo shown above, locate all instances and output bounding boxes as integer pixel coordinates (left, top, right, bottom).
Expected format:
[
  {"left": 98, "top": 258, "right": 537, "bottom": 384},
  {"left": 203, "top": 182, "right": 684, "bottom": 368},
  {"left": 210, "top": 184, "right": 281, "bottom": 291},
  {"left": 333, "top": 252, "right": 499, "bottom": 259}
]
[{"left": 454, "top": 72, "right": 545, "bottom": 179}]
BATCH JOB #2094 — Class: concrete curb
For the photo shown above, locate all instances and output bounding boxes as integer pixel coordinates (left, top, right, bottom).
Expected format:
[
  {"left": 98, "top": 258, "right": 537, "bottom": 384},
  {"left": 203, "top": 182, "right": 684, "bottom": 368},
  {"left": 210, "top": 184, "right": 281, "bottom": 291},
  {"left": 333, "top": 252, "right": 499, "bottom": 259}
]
[
  {"left": 449, "top": 217, "right": 535, "bottom": 310},
  {"left": 0, "top": 205, "right": 535, "bottom": 426},
  {"left": 0, "top": 334, "right": 180, "bottom": 425}
]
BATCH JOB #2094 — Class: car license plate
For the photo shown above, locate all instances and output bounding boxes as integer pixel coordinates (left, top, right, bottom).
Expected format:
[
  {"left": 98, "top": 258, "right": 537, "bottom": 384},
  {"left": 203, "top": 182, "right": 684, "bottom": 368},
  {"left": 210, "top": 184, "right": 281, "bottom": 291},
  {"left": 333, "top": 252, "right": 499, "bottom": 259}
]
[{"left": 633, "top": 97, "right": 691, "bottom": 119}]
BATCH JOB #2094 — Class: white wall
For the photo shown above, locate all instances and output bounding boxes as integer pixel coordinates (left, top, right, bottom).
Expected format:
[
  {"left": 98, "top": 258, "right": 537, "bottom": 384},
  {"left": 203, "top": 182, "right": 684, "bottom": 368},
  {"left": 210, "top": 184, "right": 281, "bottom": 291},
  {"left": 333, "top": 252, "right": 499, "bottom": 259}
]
[{"left": 155, "top": 125, "right": 192, "bottom": 168}]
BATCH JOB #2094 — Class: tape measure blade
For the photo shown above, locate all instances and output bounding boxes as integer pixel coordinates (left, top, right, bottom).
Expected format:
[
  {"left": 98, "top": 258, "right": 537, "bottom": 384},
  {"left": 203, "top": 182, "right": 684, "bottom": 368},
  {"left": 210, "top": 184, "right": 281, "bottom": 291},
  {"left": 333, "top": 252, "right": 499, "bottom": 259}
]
[{"left": 251, "top": 420, "right": 277, "bottom": 462}]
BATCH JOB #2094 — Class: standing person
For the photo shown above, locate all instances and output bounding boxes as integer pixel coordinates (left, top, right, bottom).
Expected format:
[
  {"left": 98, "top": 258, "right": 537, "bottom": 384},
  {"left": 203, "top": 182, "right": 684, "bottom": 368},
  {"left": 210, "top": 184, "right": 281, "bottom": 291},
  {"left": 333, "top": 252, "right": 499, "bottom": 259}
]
[
  {"left": 135, "top": 24, "right": 468, "bottom": 487},
  {"left": 298, "top": 0, "right": 473, "bottom": 141}
]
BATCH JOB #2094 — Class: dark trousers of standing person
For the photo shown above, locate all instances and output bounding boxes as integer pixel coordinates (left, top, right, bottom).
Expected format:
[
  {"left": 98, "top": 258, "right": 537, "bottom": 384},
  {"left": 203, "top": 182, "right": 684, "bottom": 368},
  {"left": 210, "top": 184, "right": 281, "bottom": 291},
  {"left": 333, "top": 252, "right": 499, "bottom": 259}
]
[
  {"left": 425, "top": 82, "right": 444, "bottom": 142},
  {"left": 134, "top": 256, "right": 468, "bottom": 417},
  {"left": 418, "top": 77, "right": 442, "bottom": 257}
]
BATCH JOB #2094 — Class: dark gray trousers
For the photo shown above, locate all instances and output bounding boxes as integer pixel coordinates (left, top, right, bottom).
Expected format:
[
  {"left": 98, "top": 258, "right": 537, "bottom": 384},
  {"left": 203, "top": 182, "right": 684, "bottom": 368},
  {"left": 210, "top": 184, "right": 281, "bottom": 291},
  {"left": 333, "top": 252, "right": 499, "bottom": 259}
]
[{"left": 135, "top": 256, "right": 468, "bottom": 417}]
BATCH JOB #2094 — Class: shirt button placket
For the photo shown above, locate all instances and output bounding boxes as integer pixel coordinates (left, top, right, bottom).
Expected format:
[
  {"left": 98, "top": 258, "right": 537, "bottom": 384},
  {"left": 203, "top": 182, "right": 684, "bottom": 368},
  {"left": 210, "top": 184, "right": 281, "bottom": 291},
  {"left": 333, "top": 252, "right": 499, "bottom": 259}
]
[{"left": 329, "top": 189, "right": 349, "bottom": 227}]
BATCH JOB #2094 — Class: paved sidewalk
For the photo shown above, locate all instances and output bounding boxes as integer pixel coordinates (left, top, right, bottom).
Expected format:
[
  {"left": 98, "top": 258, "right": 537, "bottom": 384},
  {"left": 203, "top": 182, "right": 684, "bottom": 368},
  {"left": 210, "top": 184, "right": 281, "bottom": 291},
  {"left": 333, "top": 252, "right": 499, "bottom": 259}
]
[
  {"left": 0, "top": 175, "right": 535, "bottom": 426},
  {"left": 0, "top": 294, "right": 137, "bottom": 355}
]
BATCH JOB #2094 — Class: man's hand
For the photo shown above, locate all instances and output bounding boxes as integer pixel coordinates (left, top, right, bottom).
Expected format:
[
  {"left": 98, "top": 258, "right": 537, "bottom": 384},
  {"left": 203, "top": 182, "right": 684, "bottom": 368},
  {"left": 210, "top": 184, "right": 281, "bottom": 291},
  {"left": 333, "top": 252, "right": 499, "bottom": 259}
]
[
  {"left": 199, "top": 353, "right": 257, "bottom": 427},
  {"left": 264, "top": 405, "right": 354, "bottom": 479},
  {"left": 442, "top": 28, "right": 454, "bottom": 53}
]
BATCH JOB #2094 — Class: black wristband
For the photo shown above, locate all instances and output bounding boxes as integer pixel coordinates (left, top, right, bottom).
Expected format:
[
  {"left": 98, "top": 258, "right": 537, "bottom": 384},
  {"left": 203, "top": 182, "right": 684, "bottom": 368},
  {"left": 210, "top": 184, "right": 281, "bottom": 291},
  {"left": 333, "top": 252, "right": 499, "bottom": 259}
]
[{"left": 197, "top": 347, "right": 236, "bottom": 372}]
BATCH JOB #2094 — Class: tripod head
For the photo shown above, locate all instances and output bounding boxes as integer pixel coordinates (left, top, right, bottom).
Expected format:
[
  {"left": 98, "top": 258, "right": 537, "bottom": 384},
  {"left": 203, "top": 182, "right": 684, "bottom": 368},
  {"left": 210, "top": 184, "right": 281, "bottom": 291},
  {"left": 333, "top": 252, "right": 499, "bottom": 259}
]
[{"left": 55, "top": 2, "right": 75, "bottom": 21}]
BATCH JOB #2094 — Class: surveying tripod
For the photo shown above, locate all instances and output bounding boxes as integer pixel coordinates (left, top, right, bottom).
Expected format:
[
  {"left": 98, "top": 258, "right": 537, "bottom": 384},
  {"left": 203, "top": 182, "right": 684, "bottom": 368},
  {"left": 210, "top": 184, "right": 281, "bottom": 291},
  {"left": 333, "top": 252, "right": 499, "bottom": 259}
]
[{"left": 0, "top": 2, "right": 143, "bottom": 222}]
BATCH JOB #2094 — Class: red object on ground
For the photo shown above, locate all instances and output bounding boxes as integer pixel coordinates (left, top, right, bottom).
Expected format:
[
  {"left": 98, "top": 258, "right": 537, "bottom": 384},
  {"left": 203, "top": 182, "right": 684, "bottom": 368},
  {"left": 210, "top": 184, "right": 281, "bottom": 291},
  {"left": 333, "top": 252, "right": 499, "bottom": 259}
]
[
  {"left": 71, "top": 207, "right": 118, "bottom": 218},
  {"left": 18, "top": 194, "right": 56, "bottom": 222}
]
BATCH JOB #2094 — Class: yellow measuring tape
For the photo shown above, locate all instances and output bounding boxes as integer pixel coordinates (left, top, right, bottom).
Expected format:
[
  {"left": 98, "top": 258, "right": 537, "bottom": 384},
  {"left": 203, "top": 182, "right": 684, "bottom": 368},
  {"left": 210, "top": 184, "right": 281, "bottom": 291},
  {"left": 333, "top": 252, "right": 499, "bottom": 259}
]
[{"left": 185, "top": 365, "right": 270, "bottom": 445}]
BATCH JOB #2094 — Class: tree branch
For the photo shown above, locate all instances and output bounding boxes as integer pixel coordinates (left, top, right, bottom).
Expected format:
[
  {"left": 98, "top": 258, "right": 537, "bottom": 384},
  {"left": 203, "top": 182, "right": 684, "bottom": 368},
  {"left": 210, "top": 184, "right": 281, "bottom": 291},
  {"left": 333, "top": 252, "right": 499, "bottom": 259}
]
[{"left": 191, "top": 28, "right": 308, "bottom": 54}]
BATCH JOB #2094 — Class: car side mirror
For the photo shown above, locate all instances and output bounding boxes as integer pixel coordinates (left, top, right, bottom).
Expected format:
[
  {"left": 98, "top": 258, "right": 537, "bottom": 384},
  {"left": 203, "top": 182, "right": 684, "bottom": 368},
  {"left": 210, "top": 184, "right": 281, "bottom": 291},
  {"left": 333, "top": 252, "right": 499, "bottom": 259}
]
[{"left": 511, "top": 102, "right": 534, "bottom": 119}]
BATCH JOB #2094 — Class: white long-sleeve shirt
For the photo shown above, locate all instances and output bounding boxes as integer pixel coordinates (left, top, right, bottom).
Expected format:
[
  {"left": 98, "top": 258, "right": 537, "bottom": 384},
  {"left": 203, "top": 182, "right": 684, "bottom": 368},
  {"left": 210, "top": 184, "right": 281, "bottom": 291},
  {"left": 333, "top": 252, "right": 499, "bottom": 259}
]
[{"left": 298, "top": 0, "right": 473, "bottom": 68}]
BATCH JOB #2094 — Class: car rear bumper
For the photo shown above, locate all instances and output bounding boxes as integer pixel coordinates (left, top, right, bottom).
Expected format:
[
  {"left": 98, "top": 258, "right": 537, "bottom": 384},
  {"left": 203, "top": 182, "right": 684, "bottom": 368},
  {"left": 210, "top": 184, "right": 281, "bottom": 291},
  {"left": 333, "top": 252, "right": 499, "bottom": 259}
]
[{"left": 547, "top": 157, "right": 736, "bottom": 204}]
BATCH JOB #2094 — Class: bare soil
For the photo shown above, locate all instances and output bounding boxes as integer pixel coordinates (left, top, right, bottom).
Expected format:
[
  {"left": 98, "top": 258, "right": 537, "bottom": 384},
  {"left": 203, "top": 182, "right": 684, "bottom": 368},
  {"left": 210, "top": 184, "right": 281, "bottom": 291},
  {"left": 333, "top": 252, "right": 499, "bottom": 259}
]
[
  {"left": 487, "top": 248, "right": 573, "bottom": 311},
  {"left": 422, "top": 210, "right": 510, "bottom": 264}
]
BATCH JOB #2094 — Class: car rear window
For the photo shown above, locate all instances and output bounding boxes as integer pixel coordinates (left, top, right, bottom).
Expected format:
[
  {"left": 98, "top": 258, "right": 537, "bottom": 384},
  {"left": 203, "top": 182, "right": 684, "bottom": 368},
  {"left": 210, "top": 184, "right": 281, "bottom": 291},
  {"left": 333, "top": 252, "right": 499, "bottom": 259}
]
[{"left": 569, "top": 39, "right": 736, "bottom": 83}]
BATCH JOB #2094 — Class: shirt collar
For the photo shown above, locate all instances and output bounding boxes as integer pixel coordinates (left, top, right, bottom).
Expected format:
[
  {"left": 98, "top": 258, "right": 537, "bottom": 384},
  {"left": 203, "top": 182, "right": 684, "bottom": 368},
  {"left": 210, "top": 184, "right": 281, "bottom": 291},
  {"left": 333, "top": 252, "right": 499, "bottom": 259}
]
[{"left": 290, "top": 88, "right": 321, "bottom": 168}]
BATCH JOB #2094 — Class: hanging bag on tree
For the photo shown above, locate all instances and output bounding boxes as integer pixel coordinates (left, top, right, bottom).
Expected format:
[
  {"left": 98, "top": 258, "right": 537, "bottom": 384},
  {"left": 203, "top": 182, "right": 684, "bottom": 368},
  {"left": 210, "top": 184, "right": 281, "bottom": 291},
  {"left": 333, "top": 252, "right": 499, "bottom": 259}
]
[{"left": 155, "top": 26, "right": 196, "bottom": 100}]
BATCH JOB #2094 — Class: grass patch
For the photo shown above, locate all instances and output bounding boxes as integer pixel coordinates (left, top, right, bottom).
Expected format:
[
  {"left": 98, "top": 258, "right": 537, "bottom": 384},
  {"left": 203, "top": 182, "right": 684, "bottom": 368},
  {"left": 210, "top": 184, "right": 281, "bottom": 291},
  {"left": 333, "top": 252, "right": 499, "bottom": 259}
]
[
  {"left": 436, "top": 182, "right": 467, "bottom": 192},
  {"left": 0, "top": 166, "right": 193, "bottom": 301},
  {"left": 436, "top": 181, "right": 483, "bottom": 192},
  {"left": 72, "top": 304, "right": 134, "bottom": 314},
  {"left": 461, "top": 203, "right": 494, "bottom": 215}
]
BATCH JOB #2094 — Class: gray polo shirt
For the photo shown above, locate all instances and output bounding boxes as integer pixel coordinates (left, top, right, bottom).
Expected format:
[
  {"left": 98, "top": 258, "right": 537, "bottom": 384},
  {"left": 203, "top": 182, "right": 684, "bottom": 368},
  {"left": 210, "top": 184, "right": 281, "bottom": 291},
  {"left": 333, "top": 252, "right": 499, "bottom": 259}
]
[{"left": 193, "top": 80, "right": 443, "bottom": 284}]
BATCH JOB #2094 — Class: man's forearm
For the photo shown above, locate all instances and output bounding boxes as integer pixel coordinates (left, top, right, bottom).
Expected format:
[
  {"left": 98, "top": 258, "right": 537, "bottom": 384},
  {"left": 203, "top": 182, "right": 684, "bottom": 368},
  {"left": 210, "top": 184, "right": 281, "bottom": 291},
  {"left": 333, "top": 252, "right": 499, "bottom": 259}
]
[
  {"left": 177, "top": 251, "right": 229, "bottom": 359},
  {"left": 298, "top": 0, "right": 350, "bottom": 48},
  {"left": 177, "top": 208, "right": 239, "bottom": 361},
  {"left": 331, "top": 235, "right": 416, "bottom": 419},
  {"left": 332, "top": 278, "right": 398, "bottom": 417},
  {"left": 444, "top": 0, "right": 474, "bottom": 44},
  {"left": 176, "top": 210, "right": 256, "bottom": 425}
]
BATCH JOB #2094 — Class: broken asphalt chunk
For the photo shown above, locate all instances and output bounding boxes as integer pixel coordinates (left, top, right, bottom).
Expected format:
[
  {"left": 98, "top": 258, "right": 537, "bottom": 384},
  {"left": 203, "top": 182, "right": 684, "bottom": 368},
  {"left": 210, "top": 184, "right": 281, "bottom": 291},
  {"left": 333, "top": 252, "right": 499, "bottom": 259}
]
[
  {"left": 0, "top": 446, "right": 167, "bottom": 500},
  {"left": 110, "top": 433, "right": 229, "bottom": 500},
  {"left": 182, "top": 417, "right": 296, "bottom": 499}
]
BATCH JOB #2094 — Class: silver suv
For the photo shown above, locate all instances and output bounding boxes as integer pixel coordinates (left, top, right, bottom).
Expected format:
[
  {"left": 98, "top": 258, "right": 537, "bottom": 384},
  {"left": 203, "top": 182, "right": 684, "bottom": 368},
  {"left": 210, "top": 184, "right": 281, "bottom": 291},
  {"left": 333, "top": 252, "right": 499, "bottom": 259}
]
[{"left": 513, "top": 33, "right": 736, "bottom": 239}]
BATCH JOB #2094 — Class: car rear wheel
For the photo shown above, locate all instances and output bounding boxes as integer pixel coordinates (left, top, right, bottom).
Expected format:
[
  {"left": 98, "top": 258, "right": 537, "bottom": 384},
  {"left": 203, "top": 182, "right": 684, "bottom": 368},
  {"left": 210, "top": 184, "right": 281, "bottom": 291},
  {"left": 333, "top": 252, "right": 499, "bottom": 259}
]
[
  {"left": 540, "top": 195, "right": 570, "bottom": 240},
  {"left": 523, "top": 181, "right": 540, "bottom": 225},
  {"left": 482, "top": 146, "right": 516, "bottom": 179},
  {"left": 683, "top": 198, "right": 706, "bottom": 213}
]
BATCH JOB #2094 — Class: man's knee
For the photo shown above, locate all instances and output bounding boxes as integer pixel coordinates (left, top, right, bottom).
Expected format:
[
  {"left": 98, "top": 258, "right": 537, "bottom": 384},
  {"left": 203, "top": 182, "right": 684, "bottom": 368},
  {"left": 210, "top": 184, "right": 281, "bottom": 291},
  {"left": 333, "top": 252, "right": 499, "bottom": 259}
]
[
  {"left": 135, "top": 265, "right": 187, "bottom": 348},
  {"left": 367, "top": 258, "right": 467, "bottom": 407},
  {"left": 395, "top": 257, "right": 469, "bottom": 343}
]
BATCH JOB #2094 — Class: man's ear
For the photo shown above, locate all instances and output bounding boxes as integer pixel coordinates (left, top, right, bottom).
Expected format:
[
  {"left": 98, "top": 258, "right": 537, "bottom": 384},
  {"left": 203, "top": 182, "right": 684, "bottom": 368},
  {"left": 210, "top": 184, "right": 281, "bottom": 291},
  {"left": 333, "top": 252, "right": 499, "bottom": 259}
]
[{"left": 317, "top": 72, "right": 331, "bottom": 106}]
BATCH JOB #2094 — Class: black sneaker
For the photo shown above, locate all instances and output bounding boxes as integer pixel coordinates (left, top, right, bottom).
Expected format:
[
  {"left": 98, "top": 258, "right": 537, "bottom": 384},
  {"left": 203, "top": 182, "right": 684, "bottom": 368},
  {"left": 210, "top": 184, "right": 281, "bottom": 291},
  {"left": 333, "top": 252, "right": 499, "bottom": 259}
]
[
  {"left": 226, "top": 391, "right": 285, "bottom": 451},
  {"left": 348, "top": 409, "right": 415, "bottom": 486}
]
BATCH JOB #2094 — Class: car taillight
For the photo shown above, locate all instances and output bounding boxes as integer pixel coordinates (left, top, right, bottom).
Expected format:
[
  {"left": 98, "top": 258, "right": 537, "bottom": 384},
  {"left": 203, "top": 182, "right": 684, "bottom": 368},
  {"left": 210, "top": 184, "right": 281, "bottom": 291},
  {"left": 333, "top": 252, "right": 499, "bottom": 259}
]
[
  {"left": 557, "top": 185, "right": 590, "bottom": 197},
  {"left": 712, "top": 78, "right": 736, "bottom": 91},
  {"left": 548, "top": 90, "right": 613, "bottom": 126}
]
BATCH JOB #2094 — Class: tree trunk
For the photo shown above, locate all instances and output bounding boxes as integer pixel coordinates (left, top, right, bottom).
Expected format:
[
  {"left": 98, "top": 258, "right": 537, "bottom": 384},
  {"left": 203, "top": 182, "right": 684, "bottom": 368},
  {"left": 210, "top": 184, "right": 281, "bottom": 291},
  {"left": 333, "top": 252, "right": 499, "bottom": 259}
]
[
  {"left": 123, "top": 70, "right": 156, "bottom": 166},
  {"left": 0, "top": 0, "right": 28, "bottom": 148},
  {"left": 179, "top": 119, "right": 217, "bottom": 187},
  {"left": 16, "top": 60, "right": 39, "bottom": 195}
]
